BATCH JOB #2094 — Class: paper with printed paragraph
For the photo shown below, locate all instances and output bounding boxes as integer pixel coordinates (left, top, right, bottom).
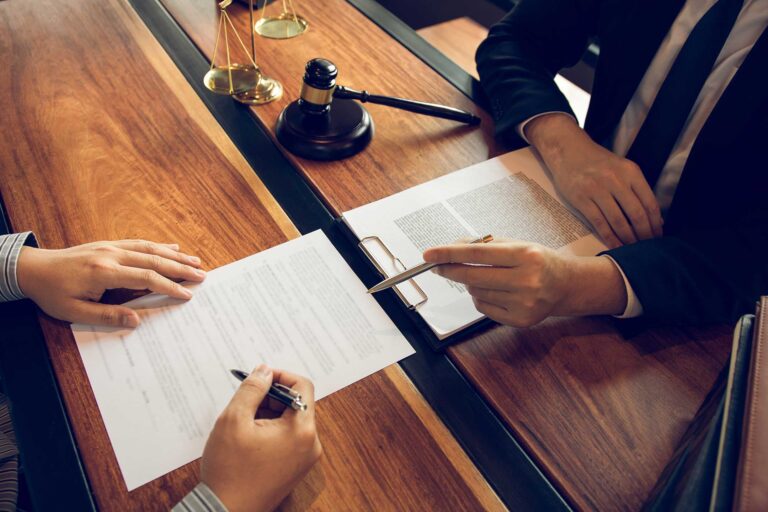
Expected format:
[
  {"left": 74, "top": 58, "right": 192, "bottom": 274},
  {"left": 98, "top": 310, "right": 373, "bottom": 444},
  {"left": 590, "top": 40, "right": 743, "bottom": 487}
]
[{"left": 72, "top": 230, "right": 414, "bottom": 490}]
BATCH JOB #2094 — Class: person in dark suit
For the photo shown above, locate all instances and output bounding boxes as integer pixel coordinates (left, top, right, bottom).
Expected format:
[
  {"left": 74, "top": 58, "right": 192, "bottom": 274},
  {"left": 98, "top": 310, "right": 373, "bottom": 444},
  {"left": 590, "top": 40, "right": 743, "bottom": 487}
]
[{"left": 424, "top": 0, "right": 768, "bottom": 326}]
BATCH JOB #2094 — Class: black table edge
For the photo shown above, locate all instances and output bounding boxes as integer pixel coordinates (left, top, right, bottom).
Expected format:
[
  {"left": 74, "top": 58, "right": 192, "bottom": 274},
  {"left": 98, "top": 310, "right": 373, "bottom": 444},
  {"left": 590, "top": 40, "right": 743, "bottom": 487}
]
[{"left": 0, "top": 199, "right": 97, "bottom": 510}]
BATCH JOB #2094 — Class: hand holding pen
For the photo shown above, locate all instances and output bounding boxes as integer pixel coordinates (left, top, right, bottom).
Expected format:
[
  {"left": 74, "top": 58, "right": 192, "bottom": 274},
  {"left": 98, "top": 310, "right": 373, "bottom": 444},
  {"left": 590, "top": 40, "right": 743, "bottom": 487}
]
[
  {"left": 231, "top": 369, "right": 307, "bottom": 411},
  {"left": 367, "top": 235, "right": 494, "bottom": 293},
  {"left": 202, "top": 365, "right": 321, "bottom": 511}
]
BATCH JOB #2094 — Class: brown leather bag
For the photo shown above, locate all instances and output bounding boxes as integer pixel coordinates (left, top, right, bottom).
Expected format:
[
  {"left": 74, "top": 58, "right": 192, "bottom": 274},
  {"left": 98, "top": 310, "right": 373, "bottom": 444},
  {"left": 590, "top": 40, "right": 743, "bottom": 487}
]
[
  {"left": 642, "top": 297, "right": 768, "bottom": 512},
  {"left": 733, "top": 296, "right": 768, "bottom": 512}
]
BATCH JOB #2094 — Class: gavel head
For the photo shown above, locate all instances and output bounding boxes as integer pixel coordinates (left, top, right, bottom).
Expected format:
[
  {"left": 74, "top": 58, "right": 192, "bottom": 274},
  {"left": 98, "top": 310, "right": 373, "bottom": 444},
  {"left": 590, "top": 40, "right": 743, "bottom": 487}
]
[
  {"left": 298, "top": 58, "right": 338, "bottom": 115},
  {"left": 275, "top": 57, "right": 372, "bottom": 160}
]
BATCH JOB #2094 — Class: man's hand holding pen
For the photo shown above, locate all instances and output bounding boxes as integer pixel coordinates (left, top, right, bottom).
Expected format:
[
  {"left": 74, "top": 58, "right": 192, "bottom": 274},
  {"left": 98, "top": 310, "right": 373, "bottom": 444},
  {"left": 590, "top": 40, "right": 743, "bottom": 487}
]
[
  {"left": 201, "top": 365, "right": 322, "bottom": 512},
  {"left": 423, "top": 239, "right": 630, "bottom": 328}
]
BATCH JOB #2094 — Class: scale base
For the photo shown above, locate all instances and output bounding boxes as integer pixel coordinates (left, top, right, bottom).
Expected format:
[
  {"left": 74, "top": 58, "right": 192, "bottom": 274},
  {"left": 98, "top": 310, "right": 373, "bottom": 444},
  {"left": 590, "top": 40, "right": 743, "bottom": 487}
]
[
  {"left": 275, "top": 99, "right": 373, "bottom": 161},
  {"left": 233, "top": 75, "right": 283, "bottom": 104}
]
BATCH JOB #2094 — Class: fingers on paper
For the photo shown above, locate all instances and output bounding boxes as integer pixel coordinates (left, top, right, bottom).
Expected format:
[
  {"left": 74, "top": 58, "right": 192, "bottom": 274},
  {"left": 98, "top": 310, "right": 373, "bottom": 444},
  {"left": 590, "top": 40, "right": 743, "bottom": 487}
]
[
  {"left": 109, "top": 267, "right": 194, "bottom": 300},
  {"left": 611, "top": 186, "right": 654, "bottom": 241},
  {"left": 117, "top": 249, "right": 206, "bottom": 283},
  {"left": 594, "top": 192, "right": 637, "bottom": 245},
  {"left": 110, "top": 240, "right": 202, "bottom": 268},
  {"left": 69, "top": 301, "right": 139, "bottom": 328},
  {"left": 576, "top": 199, "right": 621, "bottom": 249}
]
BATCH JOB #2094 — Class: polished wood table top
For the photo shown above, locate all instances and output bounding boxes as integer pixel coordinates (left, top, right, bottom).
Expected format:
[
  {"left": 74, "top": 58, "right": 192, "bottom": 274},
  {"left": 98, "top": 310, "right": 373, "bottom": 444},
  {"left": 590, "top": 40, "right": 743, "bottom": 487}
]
[
  {"left": 0, "top": 0, "right": 501, "bottom": 510},
  {"left": 0, "top": 0, "right": 733, "bottom": 509},
  {"left": 157, "top": 1, "right": 732, "bottom": 510}
]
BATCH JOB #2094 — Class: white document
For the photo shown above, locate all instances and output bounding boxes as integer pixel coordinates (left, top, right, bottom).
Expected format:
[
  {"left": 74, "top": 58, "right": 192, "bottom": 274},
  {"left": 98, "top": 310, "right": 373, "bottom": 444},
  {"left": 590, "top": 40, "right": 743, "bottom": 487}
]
[
  {"left": 342, "top": 148, "right": 607, "bottom": 340},
  {"left": 71, "top": 230, "right": 414, "bottom": 491}
]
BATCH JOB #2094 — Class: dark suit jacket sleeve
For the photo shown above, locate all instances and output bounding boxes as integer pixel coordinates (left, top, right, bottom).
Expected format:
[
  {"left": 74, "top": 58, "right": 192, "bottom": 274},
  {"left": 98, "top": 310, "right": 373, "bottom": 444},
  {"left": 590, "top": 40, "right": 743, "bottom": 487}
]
[
  {"left": 475, "top": 0, "right": 598, "bottom": 147},
  {"left": 605, "top": 215, "right": 768, "bottom": 325}
]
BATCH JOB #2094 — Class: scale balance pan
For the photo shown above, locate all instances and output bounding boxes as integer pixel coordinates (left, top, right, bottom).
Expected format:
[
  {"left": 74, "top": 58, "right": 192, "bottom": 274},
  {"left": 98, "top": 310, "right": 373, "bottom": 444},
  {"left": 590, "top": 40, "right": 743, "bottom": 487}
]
[
  {"left": 254, "top": 14, "right": 308, "bottom": 39},
  {"left": 203, "top": 64, "right": 260, "bottom": 95}
]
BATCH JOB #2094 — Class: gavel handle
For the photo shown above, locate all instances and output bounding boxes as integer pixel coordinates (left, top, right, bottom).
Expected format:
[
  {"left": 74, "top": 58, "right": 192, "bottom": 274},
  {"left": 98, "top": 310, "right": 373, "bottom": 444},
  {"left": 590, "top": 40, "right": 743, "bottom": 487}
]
[{"left": 334, "top": 86, "right": 481, "bottom": 126}]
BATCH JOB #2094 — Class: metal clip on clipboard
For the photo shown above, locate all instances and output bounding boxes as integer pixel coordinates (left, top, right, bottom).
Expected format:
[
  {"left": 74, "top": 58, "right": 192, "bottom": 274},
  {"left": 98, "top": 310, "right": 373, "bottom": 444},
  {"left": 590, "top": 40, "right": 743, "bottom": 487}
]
[{"left": 358, "top": 236, "right": 428, "bottom": 310}]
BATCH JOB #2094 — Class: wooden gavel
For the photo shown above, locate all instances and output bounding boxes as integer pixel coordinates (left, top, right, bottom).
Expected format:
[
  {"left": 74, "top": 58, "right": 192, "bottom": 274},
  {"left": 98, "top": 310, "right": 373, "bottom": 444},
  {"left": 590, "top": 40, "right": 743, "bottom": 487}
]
[
  {"left": 297, "top": 58, "right": 481, "bottom": 125},
  {"left": 275, "top": 58, "right": 481, "bottom": 161}
]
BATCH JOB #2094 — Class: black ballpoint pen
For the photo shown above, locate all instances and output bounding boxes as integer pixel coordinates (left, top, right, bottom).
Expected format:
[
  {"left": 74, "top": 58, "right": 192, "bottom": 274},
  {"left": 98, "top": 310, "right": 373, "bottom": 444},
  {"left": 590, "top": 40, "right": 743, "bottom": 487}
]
[{"left": 230, "top": 369, "right": 307, "bottom": 411}]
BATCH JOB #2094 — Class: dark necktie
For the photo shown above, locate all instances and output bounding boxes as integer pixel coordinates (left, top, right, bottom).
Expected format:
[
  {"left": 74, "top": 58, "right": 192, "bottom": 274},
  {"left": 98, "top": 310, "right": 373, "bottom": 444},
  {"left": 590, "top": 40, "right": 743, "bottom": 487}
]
[{"left": 625, "top": 0, "right": 745, "bottom": 189}]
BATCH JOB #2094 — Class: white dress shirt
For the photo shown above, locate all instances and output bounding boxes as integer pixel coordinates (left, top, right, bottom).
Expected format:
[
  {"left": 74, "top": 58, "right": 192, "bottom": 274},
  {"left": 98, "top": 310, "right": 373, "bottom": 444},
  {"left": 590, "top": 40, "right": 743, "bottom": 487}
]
[{"left": 520, "top": 0, "right": 768, "bottom": 318}]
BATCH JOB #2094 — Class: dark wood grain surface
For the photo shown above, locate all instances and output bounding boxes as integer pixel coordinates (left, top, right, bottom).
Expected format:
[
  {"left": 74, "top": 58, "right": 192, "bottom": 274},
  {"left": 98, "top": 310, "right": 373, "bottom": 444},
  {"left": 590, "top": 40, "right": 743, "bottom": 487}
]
[
  {"left": 0, "top": 0, "right": 501, "bottom": 509},
  {"left": 157, "top": 1, "right": 733, "bottom": 510}
]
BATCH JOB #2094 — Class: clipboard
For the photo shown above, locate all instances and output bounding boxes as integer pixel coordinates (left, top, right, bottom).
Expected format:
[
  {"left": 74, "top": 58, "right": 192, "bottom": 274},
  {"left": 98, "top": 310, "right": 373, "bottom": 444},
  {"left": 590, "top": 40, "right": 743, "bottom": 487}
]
[{"left": 333, "top": 219, "right": 495, "bottom": 351}]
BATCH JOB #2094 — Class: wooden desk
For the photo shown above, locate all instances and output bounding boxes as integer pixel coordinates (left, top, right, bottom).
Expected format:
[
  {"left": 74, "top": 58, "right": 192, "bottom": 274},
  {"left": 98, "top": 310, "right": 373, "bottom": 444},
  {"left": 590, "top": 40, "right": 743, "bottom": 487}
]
[
  {"left": 0, "top": 0, "right": 500, "bottom": 510},
  {"left": 154, "top": 1, "right": 732, "bottom": 510},
  {"left": 0, "top": 0, "right": 732, "bottom": 510}
]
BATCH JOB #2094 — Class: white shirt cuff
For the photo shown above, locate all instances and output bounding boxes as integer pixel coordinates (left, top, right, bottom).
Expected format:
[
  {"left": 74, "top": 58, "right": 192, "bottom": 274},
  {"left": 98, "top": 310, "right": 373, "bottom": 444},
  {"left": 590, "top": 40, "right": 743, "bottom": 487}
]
[
  {"left": 516, "top": 112, "right": 578, "bottom": 144},
  {"left": 602, "top": 255, "right": 644, "bottom": 319}
]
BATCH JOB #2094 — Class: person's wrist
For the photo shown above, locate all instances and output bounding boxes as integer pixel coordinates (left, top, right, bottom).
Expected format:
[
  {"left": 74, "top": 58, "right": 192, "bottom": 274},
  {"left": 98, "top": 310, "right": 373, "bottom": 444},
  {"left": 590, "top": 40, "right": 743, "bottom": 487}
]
[
  {"left": 556, "top": 256, "right": 627, "bottom": 317},
  {"left": 202, "top": 475, "right": 270, "bottom": 512},
  {"left": 551, "top": 254, "right": 581, "bottom": 314},
  {"left": 525, "top": 113, "right": 597, "bottom": 176},
  {"left": 202, "top": 481, "right": 242, "bottom": 512},
  {"left": 524, "top": 113, "right": 580, "bottom": 156},
  {"left": 16, "top": 246, "right": 46, "bottom": 300}
]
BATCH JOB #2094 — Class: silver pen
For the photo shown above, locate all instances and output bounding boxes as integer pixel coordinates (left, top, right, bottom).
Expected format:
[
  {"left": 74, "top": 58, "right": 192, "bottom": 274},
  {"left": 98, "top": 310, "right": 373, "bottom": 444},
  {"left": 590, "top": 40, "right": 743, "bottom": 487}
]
[{"left": 366, "top": 234, "right": 493, "bottom": 294}]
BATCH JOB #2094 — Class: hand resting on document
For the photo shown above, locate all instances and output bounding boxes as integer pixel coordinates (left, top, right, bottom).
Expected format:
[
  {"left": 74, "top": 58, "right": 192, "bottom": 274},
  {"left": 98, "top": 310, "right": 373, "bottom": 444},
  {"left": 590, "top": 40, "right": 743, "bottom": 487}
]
[
  {"left": 523, "top": 113, "right": 663, "bottom": 248},
  {"left": 15, "top": 239, "right": 206, "bottom": 328},
  {"left": 424, "top": 239, "right": 628, "bottom": 328},
  {"left": 201, "top": 365, "right": 322, "bottom": 512}
]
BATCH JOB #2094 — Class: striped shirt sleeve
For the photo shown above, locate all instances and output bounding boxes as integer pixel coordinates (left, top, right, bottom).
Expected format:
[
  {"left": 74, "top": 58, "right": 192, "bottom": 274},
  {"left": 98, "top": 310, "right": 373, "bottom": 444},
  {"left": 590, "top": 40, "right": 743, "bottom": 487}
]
[
  {"left": 0, "top": 394, "right": 19, "bottom": 510},
  {"left": 172, "top": 483, "right": 228, "bottom": 512},
  {"left": 0, "top": 232, "right": 35, "bottom": 303}
]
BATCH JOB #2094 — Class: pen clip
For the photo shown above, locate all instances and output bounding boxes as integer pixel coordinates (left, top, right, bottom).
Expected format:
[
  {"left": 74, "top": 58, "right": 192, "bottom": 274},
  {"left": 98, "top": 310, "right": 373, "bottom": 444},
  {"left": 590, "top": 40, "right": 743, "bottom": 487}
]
[{"left": 273, "top": 382, "right": 301, "bottom": 399}]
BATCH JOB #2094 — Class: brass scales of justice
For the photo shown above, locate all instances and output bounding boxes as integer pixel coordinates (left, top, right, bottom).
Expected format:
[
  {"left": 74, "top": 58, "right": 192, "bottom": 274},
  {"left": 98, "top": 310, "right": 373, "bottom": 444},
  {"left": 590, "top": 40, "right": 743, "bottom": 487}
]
[{"left": 203, "top": 0, "right": 306, "bottom": 104}]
